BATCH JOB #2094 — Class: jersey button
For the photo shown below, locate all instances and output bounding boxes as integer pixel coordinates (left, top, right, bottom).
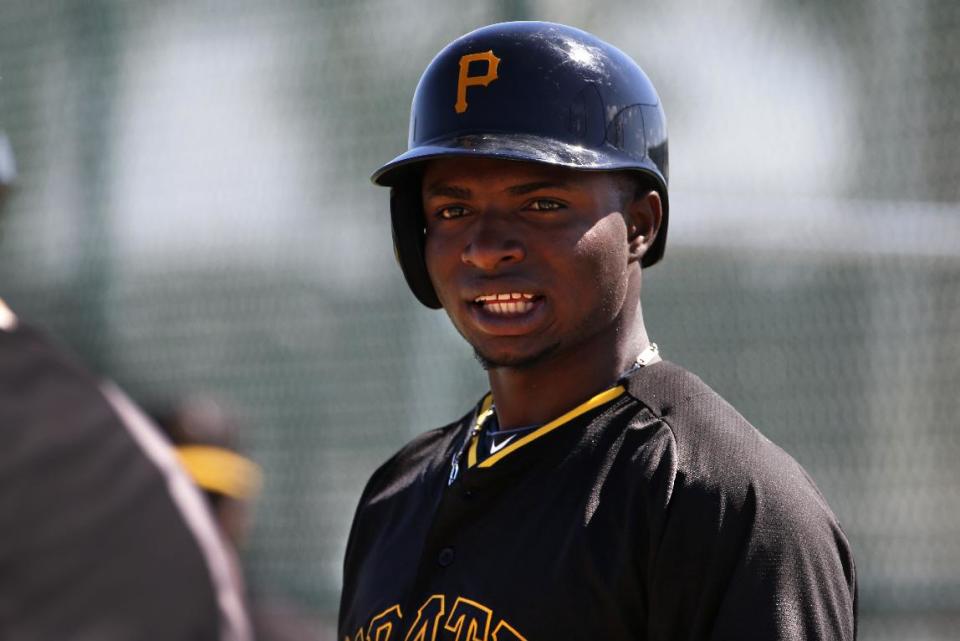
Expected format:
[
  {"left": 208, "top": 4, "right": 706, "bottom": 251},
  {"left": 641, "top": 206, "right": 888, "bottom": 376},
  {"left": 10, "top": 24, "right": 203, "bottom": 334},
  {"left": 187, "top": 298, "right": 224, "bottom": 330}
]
[{"left": 438, "top": 547, "right": 455, "bottom": 567}]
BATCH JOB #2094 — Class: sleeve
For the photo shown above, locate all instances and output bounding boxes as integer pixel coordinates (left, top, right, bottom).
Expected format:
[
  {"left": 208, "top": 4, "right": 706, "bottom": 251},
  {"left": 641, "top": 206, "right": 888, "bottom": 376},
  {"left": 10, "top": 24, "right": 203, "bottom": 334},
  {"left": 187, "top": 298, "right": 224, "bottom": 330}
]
[
  {"left": 712, "top": 479, "right": 858, "bottom": 641},
  {"left": 644, "top": 403, "right": 857, "bottom": 640},
  {"left": 0, "top": 326, "right": 252, "bottom": 641}
]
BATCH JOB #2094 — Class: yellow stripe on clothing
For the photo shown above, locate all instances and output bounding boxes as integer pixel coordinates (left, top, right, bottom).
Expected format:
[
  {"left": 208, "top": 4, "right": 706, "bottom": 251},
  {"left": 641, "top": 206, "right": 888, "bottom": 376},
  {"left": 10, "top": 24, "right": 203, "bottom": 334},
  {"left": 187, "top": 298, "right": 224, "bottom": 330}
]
[
  {"left": 469, "top": 385, "right": 626, "bottom": 469},
  {"left": 176, "top": 445, "right": 262, "bottom": 499},
  {"left": 467, "top": 395, "right": 495, "bottom": 468}
]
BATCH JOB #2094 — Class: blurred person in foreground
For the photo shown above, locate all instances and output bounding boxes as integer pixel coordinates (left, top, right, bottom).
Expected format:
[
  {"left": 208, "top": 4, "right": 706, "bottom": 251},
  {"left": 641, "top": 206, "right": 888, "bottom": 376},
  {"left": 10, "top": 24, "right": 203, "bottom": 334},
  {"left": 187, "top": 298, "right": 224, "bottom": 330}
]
[
  {"left": 0, "top": 131, "right": 251, "bottom": 641},
  {"left": 154, "top": 396, "right": 325, "bottom": 641},
  {"left": 339, "top": 22, "right": 857, "bottom": 640}
]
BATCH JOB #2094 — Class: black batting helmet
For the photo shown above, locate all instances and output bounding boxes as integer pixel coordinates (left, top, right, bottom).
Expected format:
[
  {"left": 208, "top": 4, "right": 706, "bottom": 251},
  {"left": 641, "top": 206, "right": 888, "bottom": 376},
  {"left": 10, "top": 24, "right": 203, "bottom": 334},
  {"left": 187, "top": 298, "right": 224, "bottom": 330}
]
[{"left": 372, "top": 21, "right": 669, "bottom": 309}]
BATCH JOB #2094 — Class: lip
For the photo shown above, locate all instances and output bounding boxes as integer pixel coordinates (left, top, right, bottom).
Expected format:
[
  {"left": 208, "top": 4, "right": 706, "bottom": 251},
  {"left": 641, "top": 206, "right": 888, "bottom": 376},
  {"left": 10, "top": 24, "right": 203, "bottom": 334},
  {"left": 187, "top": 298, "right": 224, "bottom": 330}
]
[{"left": 464, "top": 295, "right": 548, "bottom": 336}]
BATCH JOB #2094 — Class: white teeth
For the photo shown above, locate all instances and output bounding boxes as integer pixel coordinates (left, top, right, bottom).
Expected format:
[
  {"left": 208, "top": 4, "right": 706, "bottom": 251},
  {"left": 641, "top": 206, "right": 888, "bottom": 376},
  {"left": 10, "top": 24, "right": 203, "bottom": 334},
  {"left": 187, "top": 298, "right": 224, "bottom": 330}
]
[
  {"left": 474, "top": 292, "right": 536, "bottom": 303},
  {"left": 484, "top": 300, "right": 535, "bottom": 315}
]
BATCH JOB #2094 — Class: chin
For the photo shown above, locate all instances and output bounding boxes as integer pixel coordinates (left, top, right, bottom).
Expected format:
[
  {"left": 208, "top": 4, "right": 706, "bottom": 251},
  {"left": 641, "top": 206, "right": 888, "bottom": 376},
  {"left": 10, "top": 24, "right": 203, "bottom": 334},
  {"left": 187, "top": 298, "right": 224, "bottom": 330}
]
[{"left": 472, "top": 341, "right": 560, "bottom": 371}]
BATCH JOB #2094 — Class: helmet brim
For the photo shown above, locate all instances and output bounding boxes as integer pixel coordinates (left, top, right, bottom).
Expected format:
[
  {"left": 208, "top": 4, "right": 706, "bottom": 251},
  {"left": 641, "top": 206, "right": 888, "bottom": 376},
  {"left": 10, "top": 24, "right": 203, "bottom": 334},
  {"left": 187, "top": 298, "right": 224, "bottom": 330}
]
[{"left": 371, "top": 133, "right": 664, "bottom": 188}]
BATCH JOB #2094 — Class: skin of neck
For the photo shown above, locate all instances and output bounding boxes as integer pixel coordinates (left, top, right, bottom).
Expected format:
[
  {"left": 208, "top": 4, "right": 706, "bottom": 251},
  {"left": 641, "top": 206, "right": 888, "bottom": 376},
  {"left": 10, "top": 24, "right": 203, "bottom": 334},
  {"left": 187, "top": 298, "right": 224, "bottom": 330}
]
[{"left": 486, "top": 269, "right": 649, "bottom": 430}]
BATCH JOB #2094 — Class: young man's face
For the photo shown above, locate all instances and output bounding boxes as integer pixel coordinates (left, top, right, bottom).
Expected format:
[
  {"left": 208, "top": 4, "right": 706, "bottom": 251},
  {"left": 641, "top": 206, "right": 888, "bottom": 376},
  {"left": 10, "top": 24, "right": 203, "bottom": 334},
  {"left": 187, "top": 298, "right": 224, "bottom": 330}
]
[{"left": 421, "top": 157, "right": 644, "bottom": 370}]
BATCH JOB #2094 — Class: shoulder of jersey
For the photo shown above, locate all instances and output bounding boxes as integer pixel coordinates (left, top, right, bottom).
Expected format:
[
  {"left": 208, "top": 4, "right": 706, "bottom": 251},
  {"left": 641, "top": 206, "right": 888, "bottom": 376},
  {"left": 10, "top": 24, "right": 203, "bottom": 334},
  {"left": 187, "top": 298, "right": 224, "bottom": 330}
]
[
  {"left": 358, "top": 408, "right": 474, "bottom": 506},
  {"left": 625, "top": 360, "right": 840, "bottom": 525}
]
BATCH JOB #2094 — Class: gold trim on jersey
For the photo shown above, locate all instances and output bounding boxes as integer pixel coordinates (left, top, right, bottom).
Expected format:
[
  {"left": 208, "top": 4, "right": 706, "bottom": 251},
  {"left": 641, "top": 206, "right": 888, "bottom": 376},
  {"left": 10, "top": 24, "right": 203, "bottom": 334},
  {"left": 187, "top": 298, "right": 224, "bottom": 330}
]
[
  {"left": 466, "top": 396, "right": 495, "bottom": 468},
  {"left": 466, "top": 385, "right": 626, "bottom": 469}
]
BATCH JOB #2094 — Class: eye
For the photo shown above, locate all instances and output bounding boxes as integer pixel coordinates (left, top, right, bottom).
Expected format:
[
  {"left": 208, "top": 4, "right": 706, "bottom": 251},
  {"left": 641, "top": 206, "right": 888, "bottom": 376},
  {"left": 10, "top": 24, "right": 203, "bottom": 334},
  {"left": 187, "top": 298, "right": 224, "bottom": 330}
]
[
  {"left": 435, "top": 205, "right": 468, "bottom": 220},
  {"left": 526, "top": 199, "right": 564, "bottom": 212}
]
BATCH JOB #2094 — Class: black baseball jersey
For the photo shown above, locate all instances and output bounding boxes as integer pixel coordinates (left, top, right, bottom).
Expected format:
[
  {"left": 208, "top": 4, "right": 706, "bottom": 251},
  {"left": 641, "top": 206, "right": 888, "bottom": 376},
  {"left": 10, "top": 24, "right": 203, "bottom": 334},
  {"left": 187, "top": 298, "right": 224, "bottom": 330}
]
[
  {"left": 0, "top": 309, "right": 251, "bottom": 641},
  {"left": 339, "top": 360, "right": 857, "bottom": 640}
]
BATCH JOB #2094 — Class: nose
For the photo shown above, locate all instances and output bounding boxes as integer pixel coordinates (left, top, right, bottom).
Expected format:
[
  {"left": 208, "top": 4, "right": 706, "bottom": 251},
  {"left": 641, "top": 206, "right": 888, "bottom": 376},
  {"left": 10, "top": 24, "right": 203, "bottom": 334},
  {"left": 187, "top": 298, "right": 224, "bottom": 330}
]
[{"left": 461, "top": 214, "right": 525, "bottom": 271}]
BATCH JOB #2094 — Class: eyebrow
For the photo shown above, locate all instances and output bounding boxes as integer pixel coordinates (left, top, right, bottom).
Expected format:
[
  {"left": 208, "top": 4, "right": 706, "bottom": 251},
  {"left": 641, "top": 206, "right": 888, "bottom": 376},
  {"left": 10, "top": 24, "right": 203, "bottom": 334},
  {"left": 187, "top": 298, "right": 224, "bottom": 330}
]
[
  {"left": 423, "top": 180, "right": 573, "bottom": 199},
  {"left": 423, "top": 184, "right": 472, "bottom": 199},
  {"left": 506, "top": 180, "right": 572, "bottom": 195}
]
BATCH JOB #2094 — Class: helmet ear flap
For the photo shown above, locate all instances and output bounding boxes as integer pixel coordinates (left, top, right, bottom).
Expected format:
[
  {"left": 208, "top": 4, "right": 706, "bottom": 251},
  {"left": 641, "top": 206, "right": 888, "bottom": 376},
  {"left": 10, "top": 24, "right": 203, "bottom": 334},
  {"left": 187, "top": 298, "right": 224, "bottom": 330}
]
[{"left": 390, "top": 186, "right": 442, "bottom": 309}]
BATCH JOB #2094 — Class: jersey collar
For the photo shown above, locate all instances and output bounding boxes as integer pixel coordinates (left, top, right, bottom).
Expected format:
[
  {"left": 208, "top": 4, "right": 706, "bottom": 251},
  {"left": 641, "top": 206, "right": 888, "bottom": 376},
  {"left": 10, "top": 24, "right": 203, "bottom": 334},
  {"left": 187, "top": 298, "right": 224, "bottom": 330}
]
[{"left": 466, "top": 384, "right": 627, "bottom": 469}]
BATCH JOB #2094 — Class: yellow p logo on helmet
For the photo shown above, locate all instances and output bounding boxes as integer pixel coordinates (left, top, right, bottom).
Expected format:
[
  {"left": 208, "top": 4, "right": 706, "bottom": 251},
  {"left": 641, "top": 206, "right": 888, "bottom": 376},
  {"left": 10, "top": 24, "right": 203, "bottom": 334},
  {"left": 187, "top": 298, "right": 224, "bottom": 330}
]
[{"left": 455, "top": 50, "right": 500, "bottom": 114}]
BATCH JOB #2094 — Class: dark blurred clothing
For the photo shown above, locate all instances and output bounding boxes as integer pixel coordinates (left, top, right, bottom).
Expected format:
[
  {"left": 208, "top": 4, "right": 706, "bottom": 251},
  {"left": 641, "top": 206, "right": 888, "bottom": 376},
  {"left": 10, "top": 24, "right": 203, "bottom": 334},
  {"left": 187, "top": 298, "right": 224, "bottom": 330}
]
[{"left": 0, "top": 307, "right": 252, "bottom": 641}]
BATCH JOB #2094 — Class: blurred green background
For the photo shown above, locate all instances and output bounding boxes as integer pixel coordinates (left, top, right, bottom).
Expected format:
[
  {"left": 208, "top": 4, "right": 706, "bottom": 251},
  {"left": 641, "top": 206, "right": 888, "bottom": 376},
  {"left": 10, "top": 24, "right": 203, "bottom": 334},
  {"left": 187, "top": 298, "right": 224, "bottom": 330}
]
[{"left": 1, "top": 1, "right": 958, "bottom": 638}]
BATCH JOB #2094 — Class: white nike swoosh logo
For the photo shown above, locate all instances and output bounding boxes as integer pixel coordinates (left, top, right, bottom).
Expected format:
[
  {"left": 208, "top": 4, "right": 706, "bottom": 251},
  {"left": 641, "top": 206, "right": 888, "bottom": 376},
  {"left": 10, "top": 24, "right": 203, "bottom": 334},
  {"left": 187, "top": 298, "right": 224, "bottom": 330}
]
[{"left": 489, "top": 434, "right": 516, "bottom": 454}]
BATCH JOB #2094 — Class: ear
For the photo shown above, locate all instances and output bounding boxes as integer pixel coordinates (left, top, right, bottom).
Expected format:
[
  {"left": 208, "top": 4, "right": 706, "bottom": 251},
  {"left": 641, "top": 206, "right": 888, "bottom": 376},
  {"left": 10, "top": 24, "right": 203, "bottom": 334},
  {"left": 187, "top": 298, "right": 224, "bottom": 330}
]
[{"left": 625, "top": 190, "right": 663, "bottom": 264}]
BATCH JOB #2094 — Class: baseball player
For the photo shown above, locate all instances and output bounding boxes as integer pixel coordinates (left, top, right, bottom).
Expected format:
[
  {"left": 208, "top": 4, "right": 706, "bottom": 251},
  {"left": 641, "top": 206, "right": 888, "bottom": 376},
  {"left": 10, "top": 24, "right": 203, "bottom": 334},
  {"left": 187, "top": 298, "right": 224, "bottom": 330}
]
[
  {"left": 153, "top": 397, "right": 263, "bottom": 550},
  {"left": 0, "top": 132, "right": 251, "bottom": 641},
  {"left": 339, "top": 22, "right": 857, "bottom": 640},
  {"left": 153, "top": 397, "right": 328, "bottom": 641}
]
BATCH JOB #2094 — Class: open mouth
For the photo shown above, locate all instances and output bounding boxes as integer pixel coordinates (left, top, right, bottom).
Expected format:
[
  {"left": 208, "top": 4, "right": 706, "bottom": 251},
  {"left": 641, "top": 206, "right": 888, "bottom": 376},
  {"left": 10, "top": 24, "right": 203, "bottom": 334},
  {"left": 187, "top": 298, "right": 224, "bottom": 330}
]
[{"left": 472, "top": 292, "right": 540, "bottom": 315}]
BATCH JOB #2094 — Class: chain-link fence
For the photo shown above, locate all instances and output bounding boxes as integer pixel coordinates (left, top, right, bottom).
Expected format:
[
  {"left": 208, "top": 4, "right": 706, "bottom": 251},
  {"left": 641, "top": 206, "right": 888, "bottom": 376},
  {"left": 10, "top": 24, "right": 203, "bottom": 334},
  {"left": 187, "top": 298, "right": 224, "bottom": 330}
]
[{"left": 1, "top": 1, "right": 958, "bottom": 638}]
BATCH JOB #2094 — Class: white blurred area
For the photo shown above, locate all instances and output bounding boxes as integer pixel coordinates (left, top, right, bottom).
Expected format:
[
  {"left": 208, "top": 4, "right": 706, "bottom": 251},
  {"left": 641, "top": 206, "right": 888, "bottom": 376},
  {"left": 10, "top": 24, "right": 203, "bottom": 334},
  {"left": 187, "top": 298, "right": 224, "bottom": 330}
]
[
  {"left": 104, "top": 2, "right": 855, "bottom": 265},
  {"left": 599, "top": 1, "right": 856, "bottom": 199},
  {"left": 110, "top": 11, "right": 316, "bottom": 263},
  {"left": 8, "top": 0, "right": 956, "bottom": 282},
  {"left": 18, "top": 0, "right": 955, "bottom": 282}
]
